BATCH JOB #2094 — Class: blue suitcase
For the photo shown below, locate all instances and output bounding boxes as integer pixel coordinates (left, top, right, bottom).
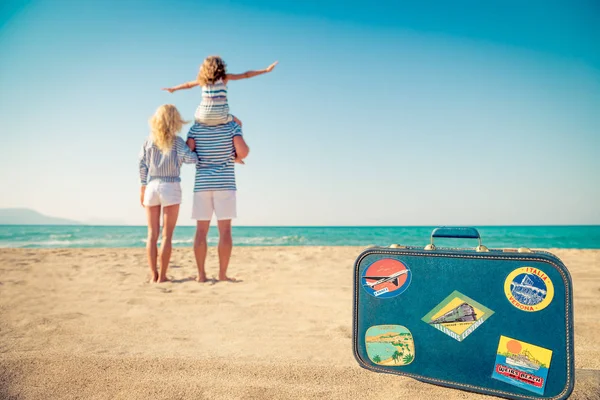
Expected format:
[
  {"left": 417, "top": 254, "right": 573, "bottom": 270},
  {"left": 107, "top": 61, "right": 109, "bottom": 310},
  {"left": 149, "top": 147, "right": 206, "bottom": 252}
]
[{"left": 352, "top": 227, "right": 574, "bottom": 400}]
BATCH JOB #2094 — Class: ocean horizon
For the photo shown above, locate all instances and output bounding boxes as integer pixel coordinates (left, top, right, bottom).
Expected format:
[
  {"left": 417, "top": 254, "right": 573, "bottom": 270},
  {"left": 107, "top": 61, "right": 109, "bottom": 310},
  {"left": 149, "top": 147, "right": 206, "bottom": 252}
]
[{"left": 1, "top": 225, "right": 599, "bottom": 249}]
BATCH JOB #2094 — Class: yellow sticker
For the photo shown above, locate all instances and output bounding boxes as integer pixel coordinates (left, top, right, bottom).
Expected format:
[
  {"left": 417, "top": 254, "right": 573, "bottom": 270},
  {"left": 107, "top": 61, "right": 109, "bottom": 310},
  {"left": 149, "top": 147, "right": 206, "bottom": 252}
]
[{"left": 504, "top": 267, "right": 554, "bottom": 312}]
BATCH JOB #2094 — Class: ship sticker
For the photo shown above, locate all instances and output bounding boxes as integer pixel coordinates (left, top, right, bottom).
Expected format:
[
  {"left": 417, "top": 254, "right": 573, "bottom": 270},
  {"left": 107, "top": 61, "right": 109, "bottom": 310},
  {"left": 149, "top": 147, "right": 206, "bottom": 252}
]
[
  {"left": 365, "top": 325, "right": 415, "bottom": 366},
  {"left": 504, "top": 267, "right": 555, "bottom": 312},
  {"left": 491, "top": 335, "right": 553, "bottom": 395},
  {"left": 361, "top": 258, "right": 411, "bottom": 299},
  {"left": 421, "top": 291, "right": 494, "bottom": 342}
]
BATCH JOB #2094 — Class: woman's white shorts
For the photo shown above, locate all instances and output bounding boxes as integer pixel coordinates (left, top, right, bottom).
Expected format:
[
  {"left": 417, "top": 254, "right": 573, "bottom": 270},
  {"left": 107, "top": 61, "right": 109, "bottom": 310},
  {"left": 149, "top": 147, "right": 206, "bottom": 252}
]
[{"left": 143, "top": 181, "right": 182, "bottom": 207}]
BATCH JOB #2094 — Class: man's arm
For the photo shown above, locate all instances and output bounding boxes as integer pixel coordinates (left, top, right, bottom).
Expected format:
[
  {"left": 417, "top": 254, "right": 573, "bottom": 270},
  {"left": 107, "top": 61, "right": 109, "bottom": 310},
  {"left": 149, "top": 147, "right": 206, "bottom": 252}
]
[
  {"left": 162, "top": 80, "right": 200, "bottom": 93},
  {"left": 233, "top": 135, "right": 249, "bottom": 160},
  {"left": 226, "top": 61, "right": 278, "bottom": 82}
]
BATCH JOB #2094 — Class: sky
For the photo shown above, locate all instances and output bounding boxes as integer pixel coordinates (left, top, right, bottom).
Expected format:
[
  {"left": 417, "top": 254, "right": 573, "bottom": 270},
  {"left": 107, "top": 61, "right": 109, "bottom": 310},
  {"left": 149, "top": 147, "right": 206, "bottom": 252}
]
[{"left": 0, "top": 0, "right": 599, "bottom": 226}]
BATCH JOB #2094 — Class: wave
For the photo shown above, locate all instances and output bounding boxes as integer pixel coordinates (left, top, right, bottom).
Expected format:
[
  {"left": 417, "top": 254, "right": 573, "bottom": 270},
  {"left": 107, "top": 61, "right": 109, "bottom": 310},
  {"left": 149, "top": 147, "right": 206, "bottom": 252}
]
[
  {"left": 235, "top": 235, "right": 307, "bottom": 246},
  {"left": 2, "top": 226, "right": 600, "bottom": 248},
  {"left": 49, "top": 233, "right": 73, "bottom": 239}
]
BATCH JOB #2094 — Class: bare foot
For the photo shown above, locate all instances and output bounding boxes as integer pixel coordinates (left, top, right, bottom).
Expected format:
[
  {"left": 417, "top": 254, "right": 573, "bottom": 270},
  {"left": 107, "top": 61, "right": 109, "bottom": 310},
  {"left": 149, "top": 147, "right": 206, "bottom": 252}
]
[
  {"left": 150, "top": 271, "right": 158, "bottom": 283},
  {"left": 157, "top": 276, "right": 171, "bottom": 283},
  {"left": 196, "top": 273, "right": 207, "bottom": 283}
]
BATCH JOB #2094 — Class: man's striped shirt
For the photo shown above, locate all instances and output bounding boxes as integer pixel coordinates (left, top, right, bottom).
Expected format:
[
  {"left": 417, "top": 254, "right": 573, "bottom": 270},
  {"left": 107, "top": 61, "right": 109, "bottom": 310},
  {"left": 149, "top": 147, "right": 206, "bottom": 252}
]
[
  {"left": 138, "top": 136, "right": 198, "bottom": 185},
  {"left": 187, "top": 122, "right": 242, "bottom": 192}
]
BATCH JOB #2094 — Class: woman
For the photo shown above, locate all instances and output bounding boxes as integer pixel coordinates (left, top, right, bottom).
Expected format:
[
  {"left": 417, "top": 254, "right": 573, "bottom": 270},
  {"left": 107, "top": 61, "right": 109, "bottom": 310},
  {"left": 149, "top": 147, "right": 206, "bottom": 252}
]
[{"left": 138, "top": 104, "right": 198, "bottom": 283}]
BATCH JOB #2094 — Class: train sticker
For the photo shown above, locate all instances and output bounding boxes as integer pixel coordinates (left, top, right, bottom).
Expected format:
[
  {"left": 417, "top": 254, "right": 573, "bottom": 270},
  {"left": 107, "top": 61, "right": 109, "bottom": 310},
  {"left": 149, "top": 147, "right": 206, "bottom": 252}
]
[
  {"left": 361, "top": 258, "right": 411, "bottom": 299},
  {"left": 491, "top": 335, "right": 552, "bottom": 395},
  {"left": 421, "top": 290, "right": 494, "bottom": 342},
  {"left": 504, "top": 267, "right": 554, "bottom": 312},
  {"left": 365, "top": 325, "right": 415, "bottom": 366}
]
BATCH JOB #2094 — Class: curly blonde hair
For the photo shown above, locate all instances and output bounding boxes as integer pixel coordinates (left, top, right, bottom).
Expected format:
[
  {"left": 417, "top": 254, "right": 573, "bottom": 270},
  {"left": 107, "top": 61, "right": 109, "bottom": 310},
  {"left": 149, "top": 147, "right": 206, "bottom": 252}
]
[
  {"left": 197, "top": 56, "right": 227, "bottom": 86},
  {"left": 149, "top": 104, "right": 187, "bottom": 152}
]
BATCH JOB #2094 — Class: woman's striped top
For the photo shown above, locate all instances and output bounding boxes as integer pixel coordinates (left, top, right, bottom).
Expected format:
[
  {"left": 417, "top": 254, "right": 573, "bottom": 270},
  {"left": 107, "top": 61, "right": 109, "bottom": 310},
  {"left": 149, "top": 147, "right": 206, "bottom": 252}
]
[
  {"left": 187, "top": 121, "right": 242, "bottom": 192},
  {"left": 194, "top": 79, "right": 232, "bottom": 125},
  {"left": 138, "top": 136, "right": 198, "bottom": 185}
]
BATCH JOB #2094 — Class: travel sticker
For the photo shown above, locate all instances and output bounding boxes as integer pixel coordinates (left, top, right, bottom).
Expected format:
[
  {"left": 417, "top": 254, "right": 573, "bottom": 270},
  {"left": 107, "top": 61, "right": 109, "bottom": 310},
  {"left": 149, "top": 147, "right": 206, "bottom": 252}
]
[
  {"left": 421, "top": 290, "right": 494, "bottom": 342},
  {"left": 491, "top": 335, "right": 553, "bottom": 395},
  {"left": 365, "top": 325, "right": 415, "bottom": 366},
  {"left": 361, "top": 258, "right": 411, "bottom": 299},
  {"left": 504, "top": 267, "right": 554, "bottom": 312}
]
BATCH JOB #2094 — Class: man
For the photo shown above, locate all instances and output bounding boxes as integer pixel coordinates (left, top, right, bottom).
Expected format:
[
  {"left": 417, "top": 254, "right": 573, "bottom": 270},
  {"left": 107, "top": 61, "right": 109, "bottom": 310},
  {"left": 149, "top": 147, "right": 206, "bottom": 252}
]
[{"left": 186, "top": 121, "right": 249, "bottom": 282}]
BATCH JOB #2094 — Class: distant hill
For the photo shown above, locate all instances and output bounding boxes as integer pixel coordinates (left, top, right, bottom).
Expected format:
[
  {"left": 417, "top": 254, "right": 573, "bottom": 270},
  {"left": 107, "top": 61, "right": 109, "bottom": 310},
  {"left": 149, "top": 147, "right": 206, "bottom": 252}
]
[{"left": 0, "top": 208, "right": 81, "bottom": 225}]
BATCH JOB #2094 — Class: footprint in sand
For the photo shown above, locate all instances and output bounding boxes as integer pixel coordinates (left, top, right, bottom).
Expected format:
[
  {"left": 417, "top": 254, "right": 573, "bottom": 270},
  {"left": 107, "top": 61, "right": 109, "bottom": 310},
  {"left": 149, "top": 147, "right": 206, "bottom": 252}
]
[{"left": 337, "top": 325, "right": 352, "bottom": 339}]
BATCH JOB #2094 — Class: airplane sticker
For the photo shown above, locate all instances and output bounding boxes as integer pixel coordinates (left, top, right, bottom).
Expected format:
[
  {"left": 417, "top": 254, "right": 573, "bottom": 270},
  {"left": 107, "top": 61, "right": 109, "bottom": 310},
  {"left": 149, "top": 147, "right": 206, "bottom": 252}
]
[{"left": 361, "top": 258, "right": 411, "bottom": 299}]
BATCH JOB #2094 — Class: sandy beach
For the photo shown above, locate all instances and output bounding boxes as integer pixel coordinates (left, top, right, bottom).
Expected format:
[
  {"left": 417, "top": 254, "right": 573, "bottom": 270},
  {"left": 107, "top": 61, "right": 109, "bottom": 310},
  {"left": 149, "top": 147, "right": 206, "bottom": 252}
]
[{"left": 1, "top": 247, "right": 598, "bottom": 399}]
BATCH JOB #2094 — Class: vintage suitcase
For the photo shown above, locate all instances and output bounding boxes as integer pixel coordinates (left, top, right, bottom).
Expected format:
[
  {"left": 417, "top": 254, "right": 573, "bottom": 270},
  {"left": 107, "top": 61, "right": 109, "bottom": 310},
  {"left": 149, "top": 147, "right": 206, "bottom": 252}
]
[{"left": 352, "top": 227, "right": 574, "bottom": 400}]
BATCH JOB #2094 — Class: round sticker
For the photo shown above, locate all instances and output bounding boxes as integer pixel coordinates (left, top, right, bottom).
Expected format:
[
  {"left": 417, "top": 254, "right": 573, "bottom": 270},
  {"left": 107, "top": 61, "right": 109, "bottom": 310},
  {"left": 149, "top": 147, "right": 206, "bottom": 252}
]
[
  {"left": 361, "top": 258, "right": 411, "bottom": 298},
  {"left": 504, "top": 267, "right": 554, "bottom": 312}
]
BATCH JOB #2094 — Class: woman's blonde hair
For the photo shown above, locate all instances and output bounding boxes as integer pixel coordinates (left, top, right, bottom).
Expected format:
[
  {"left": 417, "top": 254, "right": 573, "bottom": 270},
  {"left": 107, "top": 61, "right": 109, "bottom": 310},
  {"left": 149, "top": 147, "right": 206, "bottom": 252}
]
[
  {"left": 197, "top": 56, "right": 227, "bottom": 86},
  {"left": 149, "top": 104, "right": 187, "bottom": 152}
]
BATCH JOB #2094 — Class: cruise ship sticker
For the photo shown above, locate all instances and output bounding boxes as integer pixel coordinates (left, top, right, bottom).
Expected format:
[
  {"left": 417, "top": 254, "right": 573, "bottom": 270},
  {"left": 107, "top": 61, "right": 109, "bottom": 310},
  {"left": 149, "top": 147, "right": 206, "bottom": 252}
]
[
  {"left": 365, "top": 325, "right": 415, "bottom": 366},
  {"left": 421, "top": 290, "right": 494, "bottom": 342},
  {"left": 491, "top": 335, "right": 553, "bottom": 395},
  {"left": 361, "top": 258, "right": 411, "bottom": 299},
  {"left": 504, "top": 267, "right": 554, "bottom": 312}
]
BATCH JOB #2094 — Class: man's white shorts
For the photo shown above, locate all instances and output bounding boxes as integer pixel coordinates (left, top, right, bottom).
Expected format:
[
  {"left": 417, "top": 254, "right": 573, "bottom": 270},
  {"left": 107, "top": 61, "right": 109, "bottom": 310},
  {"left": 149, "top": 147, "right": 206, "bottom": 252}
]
[
  {"left": 143, "top": 181, "right": 182, "bottom": 207},
  {"left": 192, "top": 190, "right": 237, "bottom": 221}
]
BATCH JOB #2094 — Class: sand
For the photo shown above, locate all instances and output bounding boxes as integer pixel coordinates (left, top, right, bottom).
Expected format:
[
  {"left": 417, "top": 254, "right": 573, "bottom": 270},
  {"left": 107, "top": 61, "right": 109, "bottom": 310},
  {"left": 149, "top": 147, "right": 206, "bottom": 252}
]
[{"left": 0, "top": 247, "right": 598, "bottom": 400}]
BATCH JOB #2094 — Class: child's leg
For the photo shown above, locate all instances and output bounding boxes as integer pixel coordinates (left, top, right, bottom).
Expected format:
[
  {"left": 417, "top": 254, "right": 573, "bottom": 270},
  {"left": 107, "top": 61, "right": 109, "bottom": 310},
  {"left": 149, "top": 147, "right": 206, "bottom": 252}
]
[{"left": 231, "top": 115, "right": 243, "bottom": 127}]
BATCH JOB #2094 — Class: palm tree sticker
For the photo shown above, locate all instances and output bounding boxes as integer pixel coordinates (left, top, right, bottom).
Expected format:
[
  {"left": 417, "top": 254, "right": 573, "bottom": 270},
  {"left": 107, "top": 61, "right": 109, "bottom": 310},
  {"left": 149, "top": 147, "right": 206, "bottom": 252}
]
[{"left": 365, "top": 325, "right": 415, "bottom": 366}]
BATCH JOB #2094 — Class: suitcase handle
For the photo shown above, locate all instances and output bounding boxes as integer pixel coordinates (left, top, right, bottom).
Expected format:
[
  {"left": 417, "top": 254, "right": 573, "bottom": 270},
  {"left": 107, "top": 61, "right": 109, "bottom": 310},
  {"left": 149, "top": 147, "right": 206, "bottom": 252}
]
[
  {"left": 426, "top": 227, "right": 489, "bottom": 252},
  {"left": 431, "top": 227, "right": 480, "bottom": 239}
]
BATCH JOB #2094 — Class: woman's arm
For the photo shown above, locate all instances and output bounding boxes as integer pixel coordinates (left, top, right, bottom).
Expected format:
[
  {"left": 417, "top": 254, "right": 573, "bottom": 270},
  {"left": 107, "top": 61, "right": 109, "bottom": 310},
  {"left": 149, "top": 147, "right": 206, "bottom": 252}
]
[
  {"left": 186, "top": 138, "right": 196, "bottom": 152},
  {"left": 176, "top": 137, "right": 198, "bottom": 164},
  {"left": 138, "top": 143, "right": 148, "bottom": 206},
  {"left": 226, "top": 61, "right": 278, "bottom": 82},
  {"left": 162, "top": 80, "right": 200, "bottom": 93}
]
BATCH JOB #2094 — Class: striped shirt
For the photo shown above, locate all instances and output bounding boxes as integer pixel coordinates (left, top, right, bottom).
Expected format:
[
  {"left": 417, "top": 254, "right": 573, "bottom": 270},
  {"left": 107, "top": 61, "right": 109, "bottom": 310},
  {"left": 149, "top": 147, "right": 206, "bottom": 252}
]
[
  {"left": 187, "top": 122, "right": 242, "bottom": 192},
  {"left": 194, "top": 80, "right": 233, "bottom": 125},
  {"left": 138, "top": 136, "right": 198, "bottom": 185}
]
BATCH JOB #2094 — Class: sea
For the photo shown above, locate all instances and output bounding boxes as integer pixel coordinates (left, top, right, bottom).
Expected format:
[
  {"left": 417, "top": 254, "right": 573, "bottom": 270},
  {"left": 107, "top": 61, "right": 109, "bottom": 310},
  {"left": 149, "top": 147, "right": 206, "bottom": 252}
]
[{"left": 0, "top": 225, "right": 599, "bottom": 249}]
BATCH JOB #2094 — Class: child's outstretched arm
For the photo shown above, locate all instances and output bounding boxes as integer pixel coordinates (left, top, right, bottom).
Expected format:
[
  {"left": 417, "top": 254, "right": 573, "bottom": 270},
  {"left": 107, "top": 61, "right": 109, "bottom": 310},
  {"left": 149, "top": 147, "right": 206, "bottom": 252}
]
[
  {"left": 226, "top": 61, "right": 278, "bottom": 82},
  {"left": 162, "top": 80, "right": 200, "bottom": 93}
]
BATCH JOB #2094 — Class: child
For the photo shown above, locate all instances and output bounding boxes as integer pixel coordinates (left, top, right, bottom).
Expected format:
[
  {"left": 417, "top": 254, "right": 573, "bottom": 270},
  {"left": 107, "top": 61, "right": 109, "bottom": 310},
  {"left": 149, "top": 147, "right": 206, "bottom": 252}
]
[
  {"left": 138, "top": 104, "right": 198, "bottom": 283},
  {"left": 162, "top": 56, "right": 277, "bottom": 162}
]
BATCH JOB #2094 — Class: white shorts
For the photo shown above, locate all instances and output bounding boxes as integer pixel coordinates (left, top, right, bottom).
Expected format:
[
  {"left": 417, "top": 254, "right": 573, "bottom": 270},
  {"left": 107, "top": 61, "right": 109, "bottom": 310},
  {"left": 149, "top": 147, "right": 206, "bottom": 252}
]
[
  {"left": 192, "top": 190, "right": 237, "bottom": 221},
  {"left": 143, "top": 181, "right": 182, "bottom": 207}
]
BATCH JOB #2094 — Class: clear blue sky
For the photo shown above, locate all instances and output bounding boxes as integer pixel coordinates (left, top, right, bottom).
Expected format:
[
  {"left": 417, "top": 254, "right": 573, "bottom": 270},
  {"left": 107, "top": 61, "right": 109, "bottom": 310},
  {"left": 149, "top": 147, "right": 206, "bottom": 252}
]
[{"left": 1, "top": 0, "right": 599, "bottom": 226}]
